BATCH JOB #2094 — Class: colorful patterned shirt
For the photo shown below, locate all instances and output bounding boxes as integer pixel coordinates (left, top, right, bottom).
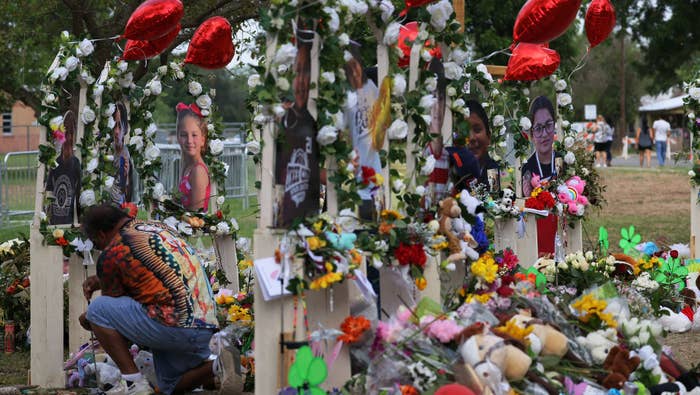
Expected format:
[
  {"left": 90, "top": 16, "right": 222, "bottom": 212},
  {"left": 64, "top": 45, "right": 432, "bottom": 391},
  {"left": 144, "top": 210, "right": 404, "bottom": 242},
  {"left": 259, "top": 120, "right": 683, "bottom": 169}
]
[{"left": 96, "top": 220, "right": 218, "bottom": 329}]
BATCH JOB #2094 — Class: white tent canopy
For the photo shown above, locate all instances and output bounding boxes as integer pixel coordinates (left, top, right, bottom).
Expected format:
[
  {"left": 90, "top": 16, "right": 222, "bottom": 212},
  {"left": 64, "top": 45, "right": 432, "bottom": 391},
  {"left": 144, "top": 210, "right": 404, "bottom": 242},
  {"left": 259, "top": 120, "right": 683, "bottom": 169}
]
[{"left": 639, "top": 94, "right": 687, "bottom": 113}]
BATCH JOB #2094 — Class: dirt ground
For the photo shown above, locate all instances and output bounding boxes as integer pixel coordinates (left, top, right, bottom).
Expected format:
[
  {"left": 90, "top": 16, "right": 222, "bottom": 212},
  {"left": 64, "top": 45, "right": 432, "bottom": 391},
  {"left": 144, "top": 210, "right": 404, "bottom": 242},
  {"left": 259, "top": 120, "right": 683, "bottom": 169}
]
[{"left": 663, "top": 332, "right": 700, "bottom": 370}]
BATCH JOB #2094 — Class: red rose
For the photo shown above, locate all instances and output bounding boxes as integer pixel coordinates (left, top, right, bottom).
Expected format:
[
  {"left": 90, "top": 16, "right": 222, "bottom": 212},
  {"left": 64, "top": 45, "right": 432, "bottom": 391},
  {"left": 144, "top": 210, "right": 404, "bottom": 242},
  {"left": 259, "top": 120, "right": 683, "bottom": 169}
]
[
  {"left": 496, "top": 285, "right": 514, "bottom": 297},
  {"left": 56, "top": 237, "right": 69, "bottom": 246},
  {"left": 216, "top": 210, "right": 223, "bottom": 219},
  {"left": 670, "top": 250, "right": 679, "bottom": 259},
  {"left": 394, "top": 242, "right": 427, "bottom": 268},
  {"left": 21, "top": 278, "right": 30, "bottom": 288},
  {"left": 6, "top": 285, "right": 16, "bottom": 295},
  {"left": 360, "top": 166, "right": 376, "bottom": 186},
  {"left": 120, "top": 202, "right": 138, "bottom": 218}
]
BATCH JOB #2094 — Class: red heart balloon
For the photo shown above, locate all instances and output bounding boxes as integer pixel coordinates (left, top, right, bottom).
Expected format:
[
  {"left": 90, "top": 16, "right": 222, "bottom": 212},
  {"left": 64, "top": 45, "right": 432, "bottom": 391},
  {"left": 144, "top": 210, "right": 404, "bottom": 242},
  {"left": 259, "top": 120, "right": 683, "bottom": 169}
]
[
  {"left": 185, "top": 16, "right": 235, "bottom": 70},
  {"left": 404, "top": 0, "right": 438, "bottom": 9},
  {"left": 585, "top": 0, "right": 616, "bottom": 48},
  {"left": 122, "top": 0, "right": 183, "bottom": 42},
  {"left": 122, "top": 24, "right": 180, "bottom": 61},
  {"left": 503, "top": 43, "right": 560, "bottom": 81},
  {"left": 396, "top": 22, "right": 442, "bottom": 68},
  {"left": 513, "top": 0, "right": 582, "bottom": 44}
]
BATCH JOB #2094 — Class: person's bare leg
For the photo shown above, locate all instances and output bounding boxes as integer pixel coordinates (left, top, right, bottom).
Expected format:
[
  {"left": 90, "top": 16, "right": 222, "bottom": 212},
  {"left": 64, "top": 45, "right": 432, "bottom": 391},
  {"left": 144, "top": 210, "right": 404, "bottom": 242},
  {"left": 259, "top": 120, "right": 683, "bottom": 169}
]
[
  {"left": 639, "top": 152, "right": 643, "bottom": 167},
  {"left": 173, "top": 360, "right": 216, "bottom": 393},
  {"left": 90, "top": 323, "right": 139, "bottom": 374},
  {"left": 646, "top": 150, "right": 652, "bottom": 167}
]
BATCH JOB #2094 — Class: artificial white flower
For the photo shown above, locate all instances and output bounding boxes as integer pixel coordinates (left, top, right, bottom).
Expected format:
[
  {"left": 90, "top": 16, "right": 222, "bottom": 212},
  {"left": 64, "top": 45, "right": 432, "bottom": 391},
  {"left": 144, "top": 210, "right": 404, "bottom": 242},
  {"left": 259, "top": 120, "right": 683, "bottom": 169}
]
[
  {"left": 343, "top": 50, "right": 353, "bottom": 62},
  {"left": 341, "top": 0, "right": 368, "bottom": 14},
  {"left": 133, "top": 128, "right": 143, "bottom": 136},
  {"left": 392, "top": 74, "right": 406, "bottom": 96},
  {"left": 247, "top": 74, "right": 261, "bottom": 88},
  {"left": 157, "top": 65, "right": 168, "bottom": 75},
  {"left": 520, "top": 117, "right": 532, "bottom": 131},
  {"left": 564, "top": 151, "right": 575, "bottom": 165},
  {"left": 493, "top": 115, "right": 505, "bottom": 127},
  {"left": 129, "top": 135, "right": 144, "bottom": 150},
  {"left": 689, "top": 87, "right": 700, "bottom": 101},
  {"left": 196, "top": 94, "right": 212, "bottom": 109},
  {"left": 421, "top": 155, "right": 437, "bottom": 175},
  {"left": 338, "top": 33, "right": 350, "bottom": 46},
  {"left": 443, "top": 62, "right": 463, "bottom": 80},
  {"left": 77, "top": 39, "right": 94, "bottom": 57},
  {"left": 65, "top": 56, "right": 80, "bottom": 72},
  {"left": 384, "top": 22, "right": 401, "bottom": 45},
  {"left": 424, "top": 76, "right": 438, "bottom": 92},
  {"left": 145, "top": 144, "right": 160, "bottom": 161},
  {"left": 201, "top": 109, "right": 210, "bottom": 117},
  {"left": 273, "top": 105, "right": 286, "bottom": 118},
  {"left": 79, "top": 190, "right": 96, "bottom": 207},
  {"left": 330, "top": 110, "right": 345, "bottom": 130},
  {"left": 557, "top": 93, "right": 572, "bottom": 107},
  {"left": 178, "top": 221, "right": 193, "bottom": 236},
  {"left": 145, "top": 123, "right": 157, "bottom": 138},
  {"left": 476, "top": 63, "right": 493, "bottom": 82},
  {"left": 447, "top": 86, "right": 457, "bottom": 97},
  {"left": 214, "top": 196, "right": 225, "bottom": 206},
  {"left": 52, "top": 228, "right": 64, "bottom": 239},
  {"left": 323, "top": 7, "right": 340, "bottom": 32},
  {"left": 426, "top": 0, "right": 453, "bottom": 31},
  {"left": 387, "top": 119, "right": 408, "bottom": 140},
  {"left": 207, "top": 124, "right": 215, "bottom": 132},
  {"left": 419, "top": 94, "right": 437, "bottom": 110},
  {"left": 230, "top": 218, "right": 239, "bottom": 231},
  {"left": 117, "top": 60, "right": 128, "bottom": 73},
  {"left": 209, "top": 139, "right": 224, "bottom": 156},
  {"left": 52, "top": 66, "right": 69, "bottom": 82},
  {"left": 92, "top": 84, "right": 104, "bottom": 99},
  {"left": 274, "top": 43, "right": 298, "bottom": 66},
  {"left": 320, "top": 71, "right": 336, "bottom": 84},
  {"left": 316, "top": 125, "right": 338, "bottom": 146},
  {"left": 562, "top": 120, "right": 570, "bottom": 129},
  {"left": 555, "top": 79, "right": 567, "bottom": 91},
  {"left": 105, "top": 154, "right": 114, "bottom": 161},
  {"left": 216, "top": 222, "right": 230, "bottom": 235},
  {"left": 246, "top": 140, "right": 261, "bottom": 155},
  {"left": 689, "top": 112, "right": 696, "bottom": 119},
  {"left": 689, "top": 170, "right": 696, "bottom": 177},
  {"left": 188, "top": 81, "right": 203, "bottom": 96},
  {"left": 146, "top": 79, "right": 161, "bottom": 96},
  {"left": 118, "top": 72, "right": 133, "bottom": 88},
  {"left": 416, "top": 185, "right": 426, "bottom": 196},
  {"left": 421, "top": 49, "right": 433, "bottom": 63},
  {"left": 392, "top": 179, "right": 405, "bottom": 192},
  {"left": 176, "top": 70, "right": 186, "bottom": 80},
  {"left": 276, "top": 77, "right": 290, "bottom": 91},
  {"left": 449, "top": 48, "right": 469, "bottom": 64},
  {"left": 81, "top": 106, "right": 96, "bottom": 124},
  {"left": 270, "top": 18, "right": 284, "bottom": 30},
  {"left": 104, "top": 176, "right": 115, "bottom": 189},
  {"left": 421, "top": 114, "right": 432, "bottom": 126}
]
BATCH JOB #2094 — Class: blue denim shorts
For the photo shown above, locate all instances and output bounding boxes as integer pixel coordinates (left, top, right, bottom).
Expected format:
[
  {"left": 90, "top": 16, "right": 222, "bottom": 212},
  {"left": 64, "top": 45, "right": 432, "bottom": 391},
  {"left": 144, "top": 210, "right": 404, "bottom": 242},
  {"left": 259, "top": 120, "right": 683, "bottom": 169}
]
[{"left": 86, "top": 296, "right": 215, "bottom": 394}]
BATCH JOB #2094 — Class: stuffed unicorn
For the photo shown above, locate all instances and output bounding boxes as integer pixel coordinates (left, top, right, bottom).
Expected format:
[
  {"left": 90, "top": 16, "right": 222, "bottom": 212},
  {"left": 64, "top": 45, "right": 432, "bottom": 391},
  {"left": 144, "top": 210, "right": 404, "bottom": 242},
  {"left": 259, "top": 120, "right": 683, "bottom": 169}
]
[{"left": 557, "top": 176, "right": 589, "bottom": 216}]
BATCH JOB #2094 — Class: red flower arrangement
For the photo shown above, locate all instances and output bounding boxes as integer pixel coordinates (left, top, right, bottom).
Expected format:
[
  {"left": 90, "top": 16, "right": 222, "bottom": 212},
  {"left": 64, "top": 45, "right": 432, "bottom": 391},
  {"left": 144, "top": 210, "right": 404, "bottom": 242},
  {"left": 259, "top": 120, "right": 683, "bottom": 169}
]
[
  {"left": 525, "top": 189, "right": 556, "bottom": 210},
  {"left": 120, "top": 202, "right": 138, "bottom": 218},
  {"left": 55, "top": 237, "right": 69, "bottom": 246},
  {"left": 338, "top": 315, "right": 371, "bottom": 343},
  {"left": 497, "top": 248, "right": 519, "bottom": 272},
  {"left": 394, "top": 242, "right": 427, "bottom": 268}
]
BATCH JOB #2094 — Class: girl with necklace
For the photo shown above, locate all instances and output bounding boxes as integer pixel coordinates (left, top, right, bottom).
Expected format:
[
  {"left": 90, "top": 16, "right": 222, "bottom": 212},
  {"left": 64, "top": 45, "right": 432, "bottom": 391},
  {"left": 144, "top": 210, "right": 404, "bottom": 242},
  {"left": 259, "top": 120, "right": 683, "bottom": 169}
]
[{"left": 521, "top": 96, "right": 561, "bottom": 197}]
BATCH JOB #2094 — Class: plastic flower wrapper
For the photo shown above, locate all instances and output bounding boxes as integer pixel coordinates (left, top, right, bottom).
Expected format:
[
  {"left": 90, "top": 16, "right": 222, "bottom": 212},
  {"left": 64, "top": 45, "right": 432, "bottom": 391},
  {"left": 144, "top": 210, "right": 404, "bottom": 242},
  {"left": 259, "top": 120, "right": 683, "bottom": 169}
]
[
  {"left": 619, "top": 317, "right": 663, "bottom": 351},
  {"left": 454, "top": 302, "right": 499, "bottom": 327}
]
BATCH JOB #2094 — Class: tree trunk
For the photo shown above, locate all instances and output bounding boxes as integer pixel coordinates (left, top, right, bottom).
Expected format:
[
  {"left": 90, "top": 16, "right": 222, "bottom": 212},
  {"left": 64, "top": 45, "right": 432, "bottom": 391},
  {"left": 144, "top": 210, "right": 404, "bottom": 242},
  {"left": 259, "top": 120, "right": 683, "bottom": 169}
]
[{"left": 618, "top": 34, "right": 626, "bottom": 153}]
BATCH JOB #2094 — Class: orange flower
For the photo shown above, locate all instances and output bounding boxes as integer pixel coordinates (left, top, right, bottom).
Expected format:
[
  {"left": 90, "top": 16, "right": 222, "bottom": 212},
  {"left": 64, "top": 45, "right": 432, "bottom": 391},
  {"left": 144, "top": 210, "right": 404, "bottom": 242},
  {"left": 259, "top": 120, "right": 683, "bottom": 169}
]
[
  {"left": 400, "top": 385, "right": 420, "bottom": 395},
  {"left": 514, "top": 272, "right": 536, "bottom": 285},
  {"left": 56, "top": 237, "right": 69, "bottom": 246},
  {"left": 415, "top": 277, "right": 427, "bottom": 291},
  {"left": 378, "top": 221, "right": 395, "bottom": 235},
  {"left": 349, "top": 249, "right": 363, "bottom": 266},
  {"left": 338, "top": 315, "right": 371, "bottom": 343}
]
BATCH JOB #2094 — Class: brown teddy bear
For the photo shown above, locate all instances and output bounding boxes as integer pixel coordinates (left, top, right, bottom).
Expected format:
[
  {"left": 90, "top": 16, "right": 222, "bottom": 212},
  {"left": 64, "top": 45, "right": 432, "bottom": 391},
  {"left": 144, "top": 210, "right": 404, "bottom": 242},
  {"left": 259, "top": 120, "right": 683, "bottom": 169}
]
[
  {"left": 438, "top": 197, "right": 479, "bottom": 262},
  {"left": 601, "top": 346, "right": 641, "bottom": 389}
]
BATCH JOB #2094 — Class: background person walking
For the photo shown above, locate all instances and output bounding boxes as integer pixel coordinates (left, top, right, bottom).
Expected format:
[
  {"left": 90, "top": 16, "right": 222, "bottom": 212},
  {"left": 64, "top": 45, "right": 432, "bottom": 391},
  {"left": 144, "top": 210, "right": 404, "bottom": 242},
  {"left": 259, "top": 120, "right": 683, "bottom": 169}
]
[{"left": 652, "top": 116, "right": 671, "bottom": 167}]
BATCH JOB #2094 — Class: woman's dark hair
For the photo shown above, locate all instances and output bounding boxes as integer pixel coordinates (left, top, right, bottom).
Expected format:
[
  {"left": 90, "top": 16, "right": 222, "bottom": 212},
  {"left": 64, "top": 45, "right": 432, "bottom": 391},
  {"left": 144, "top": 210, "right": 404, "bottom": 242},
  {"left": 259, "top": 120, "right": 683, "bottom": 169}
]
[
  {"left": 466, "top": 99, "right": 491, "bottom": 137},
  {"left": 115, "top": 101, "right": 129, "bottom": 142},
  {"left": 81, "top": 204, "right": 129, "bottom": 239},
  {"left": 528, "top": 96, "right": 555, "bottom": 123}
]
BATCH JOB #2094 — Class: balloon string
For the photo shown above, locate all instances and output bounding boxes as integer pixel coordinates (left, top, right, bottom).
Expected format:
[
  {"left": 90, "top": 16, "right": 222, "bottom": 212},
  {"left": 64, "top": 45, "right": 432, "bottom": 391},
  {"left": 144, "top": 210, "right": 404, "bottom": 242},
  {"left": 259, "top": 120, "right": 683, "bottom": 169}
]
[
  {"left": 567, "top": 48, "right": 590, "bottom": 81},
  {"left": 467, "top": 46, "right": 512, "bottom": 65},
  {"left": 280, "top": 0, "right": 326, "bottom": 18},
  {"left": 67, "top": 35, "right": 120, "bottom": 44}
]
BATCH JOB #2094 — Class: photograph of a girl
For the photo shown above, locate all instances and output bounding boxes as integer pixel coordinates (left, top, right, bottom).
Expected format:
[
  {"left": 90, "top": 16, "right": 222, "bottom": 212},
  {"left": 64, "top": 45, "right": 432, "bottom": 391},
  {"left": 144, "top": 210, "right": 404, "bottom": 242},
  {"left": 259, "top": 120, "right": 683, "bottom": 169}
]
[
  {"left": 111, "top": 101, "right": 135, "bottom": 205},
  {"left": 176, "top": 102, "right": 211, "bottom": 212},
  {"left": 46, "top": 111, "right": 81, "bottom": 225}
]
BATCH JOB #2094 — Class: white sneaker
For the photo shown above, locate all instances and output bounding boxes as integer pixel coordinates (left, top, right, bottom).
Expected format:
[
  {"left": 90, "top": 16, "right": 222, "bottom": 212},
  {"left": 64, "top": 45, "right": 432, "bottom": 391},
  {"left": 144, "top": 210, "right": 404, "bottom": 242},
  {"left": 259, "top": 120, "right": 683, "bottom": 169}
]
[
  {"left": 214, "top": 347, "right": 243, "bottom": 394},
  {"left": 595, "top": 163, "right": 602, "bottom": 168},
  {"left": 126, "top": 377, "right": 153, "bottom": 395},
  {"left": 104, "top": 381, "right": 127, "bottom": 395}
]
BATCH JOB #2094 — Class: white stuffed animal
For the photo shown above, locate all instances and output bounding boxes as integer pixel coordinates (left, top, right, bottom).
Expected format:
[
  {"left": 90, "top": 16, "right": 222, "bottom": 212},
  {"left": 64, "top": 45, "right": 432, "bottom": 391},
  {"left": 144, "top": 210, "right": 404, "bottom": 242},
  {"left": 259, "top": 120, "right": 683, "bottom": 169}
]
[
  {"left": 82, "top": 362, "right": 122, "bottom": 390},
  {"left": 575, "top": 328, "right": 618, "bottom": 364},
  {"left": 134, "top": 350, "right": 158, "bottom": 389}
]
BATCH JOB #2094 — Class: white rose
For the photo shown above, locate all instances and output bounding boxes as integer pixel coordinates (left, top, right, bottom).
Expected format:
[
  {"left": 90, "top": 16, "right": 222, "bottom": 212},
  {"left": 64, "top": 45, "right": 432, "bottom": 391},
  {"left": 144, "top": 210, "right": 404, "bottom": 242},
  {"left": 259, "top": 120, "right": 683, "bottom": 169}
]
[
  {"left": 330, "top": 110, "right": 345, "bottom": 130},
  {"left": 564, "top": 136, "right": 575, "bottom": 148},
  {"left": 689, "top": 112, "right": 696, "bottom": 120},
  {"left": 338, "top": 33, "right": 350, "bottom": 46},
  {"left": 555, "top": 79, "right": 567, "bottom": 91},
  {"left": 118, "top": 72, "right": 133, "bottom": 88},
  {"left": 149, "top": 79, "right": 162, "bottom": 96},
  {"left": 178, "top": 222, "right": 193, "bottom": 236},
  {"left": 384, "top": 22, "right": 401, "bottom": 45},
  {"left": 421, "top": 49, "right": 433, "bottom": 63},
  {"left": 79, "top": 190, "right": 96, "bottom": 207},
  {"left": 104, "top": 103, "right": 116, "bottom": 118},
  {"left": 323, "top": 7, "right": 340, "bottom": 32},
  {"left": 230, "top": 218, "right": 239, "bottom": 231},
  {"left": 175, "top": 70, "right": 185, "bottom": 79},
  {"left": 421, "top": 155, "right": 437, "bottom": 175},
  {"left": 117, "top": 60, "right": 128, "bottom": 73},
  {"left": 81, "top": 106, "right": 96, "bottom": 124},
  {"left": 562, "top": 120, "right": 570, "bottom": 128},
  {"left": 424, "top": 76, "right": 438, "bottom": 92},
  {"left": 276, "top": 77, "right": 290, "bottom": 91},
  {"left": 557, "top": 93, "right": 572, "bottom": 107},
  {"left": 104, "top": 176, "right": 115, "bottom": 188},
  {"left": 372, "top": 256, "right": 383, "bottom": 269},
  {"left": 247, "top": 74, "right": 261, "bottom": 88},
  {"left": 246, "top": 140, "right": 261, "bottom": 154},
  {"left": 77, "top": 38, "right": 94, "bottom": 57},
  {"left": 92, "top": 84, "right": 104, "bottom": 99},
  {"left": 216, "top": 196, "right": 225, "bottom": 206},
  {"left": 129, "top": 135, "right": 144, "bottom": 150},
  {"left": 209, "top": 139, "right": 224, "bottom": 155},
  {"left": 343, "top": 50, "right": 353, "bottom": 62},
  {"left": 476, "top": 64, "right": 492, "bottom": 80},
  {"left": 452, "top": 98, "right": 465, "bottom": 110},
  {"left": 393, "top": 74, "right": 407, "bottom": 96},
  {"left": 273, "top": 105, "right": 286, "bottom": 118},
  {"left": 419, "top": 94, "right": 437, "bottom": 110},
  {"left": 421, "top": 114, "right": 432, "bottom": 126},
  {"left": 416, "top": 185, "right": 426, "bottom": 196},
  {"left": 689, "top": 170, "right": 696, "bottom": 177},
  {"left": 216, "top": 222, "right": 230, "bottom": 235},
  {"left": 316, "top": 125, "right": 338, "bottom": 146},
  {"left": 447, "top": 86, "right": 457, "bottom": 97},
  {"left": 52, "top": 66, "right": 69, "bottom": 81},
  {"left": 689, "top": 87, "right": 700, "bottom": 100},
  {"left": 426, "top": 0, "right": 453, "bottom": 31},
  {"left": 320, "top": 72, "right": 336, "bottom": 84},
  {"left": 449, "top": 48, "right": 469, "bottom": 64},
  {"left": 188, "top": 81, "right": 203, "bottom": 96},
  {"left": 145, "top": 144, "right": 160, "bottom": 161},
  {"left": 378, "top": 0, "right": 395, "bottom": 21},
  {"left": 236, "top": 237, "right": 251, "bottom": 253},
  {"left": 207, "top": 124, "right": 215, "bottom": 132},
  {"left": 201, "top": 109, "right": 210, "bottom": 117},
  {"left": 493, "top": 115, "right": 505, "bottom": 127},
  {"left": 52, "top": 228, "right": 64, "bottom": 239},
  {"left": 133, "top": 128, "right": 143, "bottom": 136},
  {"left": 145, "top": 123, "right": 157, "bottom": 138},
  {"left": 520, "top": 117, "right": 532, "bottom": 131},
  {"left": 342, "top": 0, "right": 368, "bottom": 14},
  {"left": 157, "top": 65, "right": 168, "bottom": 75},
  {"left": 196, "top": 94, "right": 212, "bottom": 109},
  {"left": 392, "top": 179, "right": 405, "bottom": 192},
  {"left": 274, "top": 43, "right": 298, "bottom": 66},
  {"left": 65, "top": 56, "right": 80, "bottom": 72},
  {"left": 443, "top": 62, "right": 463, "bottom": 80},
  {"left": 44, "top": 93, "right": 56, "bottom": 104},
  {"left": 387, "top": 119, "right": 408, "bottom": 140},
  {"left": 105, "top": 154, "right": 114, "bottom": 161},
  {"left": 149, "top": 182, "right": 164, "bottom": 200}
]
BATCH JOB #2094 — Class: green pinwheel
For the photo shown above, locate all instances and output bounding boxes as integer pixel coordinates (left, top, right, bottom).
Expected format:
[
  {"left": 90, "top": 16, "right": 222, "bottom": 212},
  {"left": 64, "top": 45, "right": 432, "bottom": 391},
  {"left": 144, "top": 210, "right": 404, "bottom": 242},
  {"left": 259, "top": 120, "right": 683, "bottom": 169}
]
[
  {"left": 288, "top": 345, "right": 328, "bottom": 395},
  {"left": 654, "top": 256, "right": 688, "bottom": 290},
  {"left": 522, "top": 266, "right": 547, "bottom": 290},
  {"left": 619, "top": 226, "right": 641, "bottom": 255},
  {"left": 599, "top": 227, "right": 609, "bottom": 255}
]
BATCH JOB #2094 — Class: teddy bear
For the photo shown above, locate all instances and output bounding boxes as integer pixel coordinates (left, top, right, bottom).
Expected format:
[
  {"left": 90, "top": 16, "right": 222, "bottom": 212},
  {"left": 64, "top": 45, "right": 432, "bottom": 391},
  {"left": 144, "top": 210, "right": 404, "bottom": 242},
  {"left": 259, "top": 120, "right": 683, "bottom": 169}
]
[
  {"left": 576, "top": 328, "right": 618, "bottom": 364},
  {"left": 459, "top": 329, "right": 532, "bottom": 384},
  {"left": 438, "top": 197, "right": 479, "bottom": 262},
  {"left": 600, "top": 346, "right": 641, "bottom": 389},
  {"left": 556, "top": 176, "right": 589, "bottom": 216},
  {"left": 510, "top": 313, "right": 569, "bottom": 357}
]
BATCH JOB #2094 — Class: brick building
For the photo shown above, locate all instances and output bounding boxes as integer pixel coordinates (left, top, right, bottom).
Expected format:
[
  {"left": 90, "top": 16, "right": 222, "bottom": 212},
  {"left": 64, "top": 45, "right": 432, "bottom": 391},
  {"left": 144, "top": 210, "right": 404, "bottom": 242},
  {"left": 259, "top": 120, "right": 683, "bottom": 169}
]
[{"left": 1, "top": 101, "right": 40, "bottom": 153}]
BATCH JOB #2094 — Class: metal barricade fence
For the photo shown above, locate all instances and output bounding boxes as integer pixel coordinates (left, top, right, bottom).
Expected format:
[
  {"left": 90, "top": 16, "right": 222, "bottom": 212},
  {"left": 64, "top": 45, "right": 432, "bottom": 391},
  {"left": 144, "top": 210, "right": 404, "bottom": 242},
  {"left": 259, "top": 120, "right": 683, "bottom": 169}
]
[{"left": 0, "top": 151, "right": 38, "bottom": 226}]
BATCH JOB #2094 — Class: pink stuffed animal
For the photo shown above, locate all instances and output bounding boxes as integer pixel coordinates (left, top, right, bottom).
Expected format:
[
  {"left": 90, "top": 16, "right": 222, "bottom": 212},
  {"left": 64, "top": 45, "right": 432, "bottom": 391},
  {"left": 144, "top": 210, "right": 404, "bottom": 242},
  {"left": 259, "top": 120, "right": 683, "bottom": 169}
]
[{"left": 557, "top": 176, "right": 589, "bottom": 215}]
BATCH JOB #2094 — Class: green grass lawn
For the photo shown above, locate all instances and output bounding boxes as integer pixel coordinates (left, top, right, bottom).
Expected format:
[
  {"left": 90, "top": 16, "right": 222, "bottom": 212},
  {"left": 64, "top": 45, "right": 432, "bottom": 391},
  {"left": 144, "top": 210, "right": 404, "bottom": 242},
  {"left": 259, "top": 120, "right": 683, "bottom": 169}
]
[{"left": 0, "top": 350, "right": 29, "bottom": 386}]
